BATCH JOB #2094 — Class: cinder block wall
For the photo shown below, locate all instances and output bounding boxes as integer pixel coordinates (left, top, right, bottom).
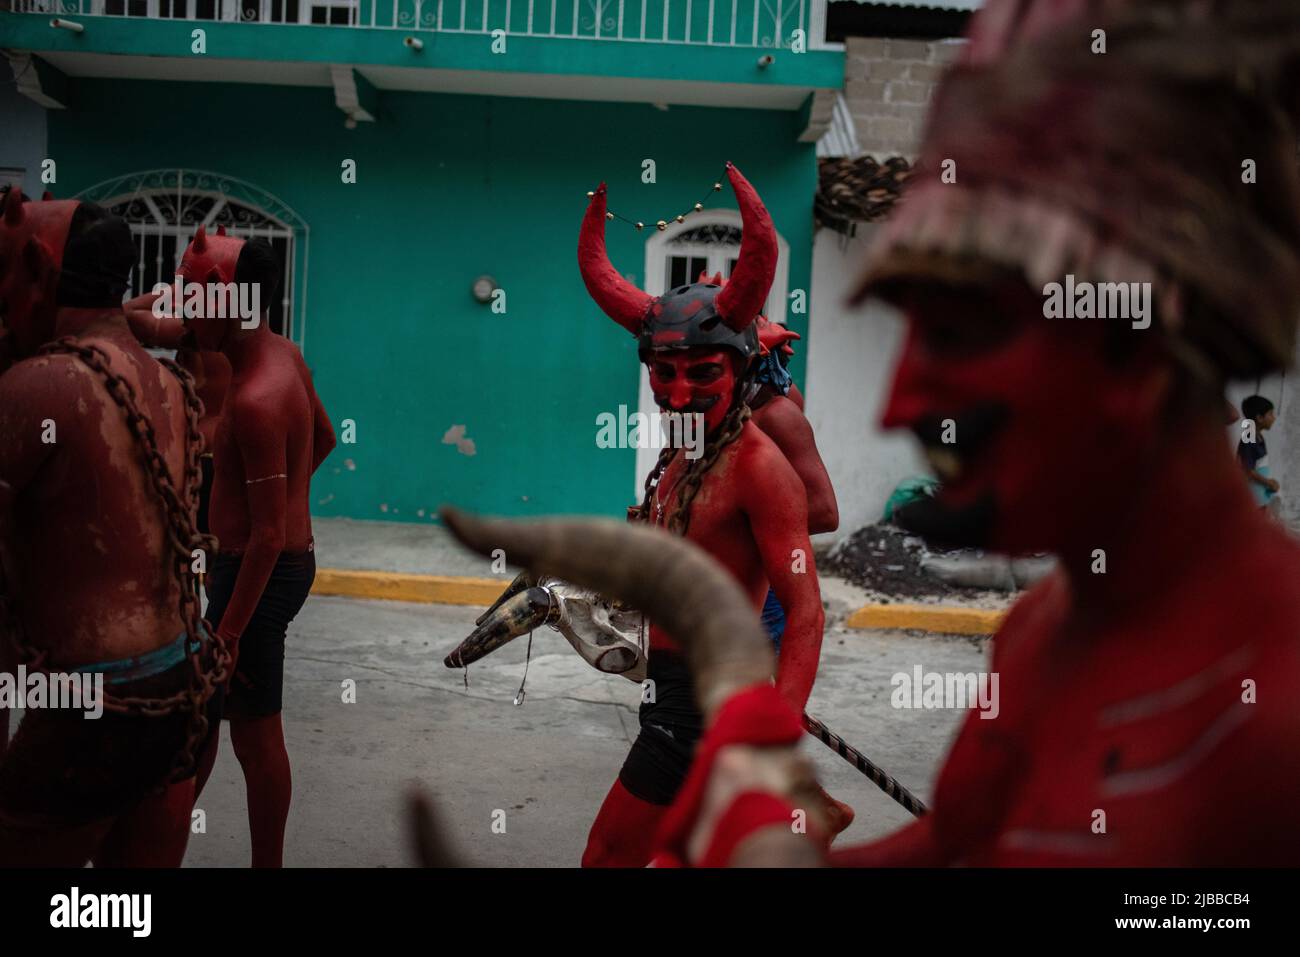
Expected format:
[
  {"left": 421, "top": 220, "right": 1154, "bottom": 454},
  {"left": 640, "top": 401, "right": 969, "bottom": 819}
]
[{"left": 843, "top": 36, "right": 965, "bottom": 159}]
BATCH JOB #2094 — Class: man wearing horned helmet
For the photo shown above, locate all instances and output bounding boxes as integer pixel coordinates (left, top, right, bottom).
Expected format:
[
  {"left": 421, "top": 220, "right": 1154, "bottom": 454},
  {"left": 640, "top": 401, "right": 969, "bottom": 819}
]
[{"left": 575, "top": 163, "right": 844, "bottom": 866}]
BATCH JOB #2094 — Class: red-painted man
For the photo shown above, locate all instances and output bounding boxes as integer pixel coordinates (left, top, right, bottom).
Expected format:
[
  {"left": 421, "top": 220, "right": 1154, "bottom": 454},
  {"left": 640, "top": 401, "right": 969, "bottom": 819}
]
[
  {"left": 746, "top": 313, "right": 839, "bottom": 663},
  {"left": 177, "top": 225, "right": 336, "bottom": 868},
  {"left": 751, "top": 314, "right": 838, "bottom": 534},
  {"left": 125, "top": 282, "right": 232, "bottom": 534},
  {"left": 644, "top": 0, "right": 1300, "bottom": 867},
  {"left": 0, "top": 190, "right": 228, "bottom": 866},
  {"left": 574, "top": 164, "right": 830, "bottom": 866}
]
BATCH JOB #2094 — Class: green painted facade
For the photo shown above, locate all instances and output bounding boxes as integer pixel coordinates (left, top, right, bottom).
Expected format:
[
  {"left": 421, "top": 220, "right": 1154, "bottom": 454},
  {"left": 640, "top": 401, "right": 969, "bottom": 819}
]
[
  {"left": 44, "top": 83, "right": 818, "bottom": 522},
  {"left": 2, "top": 11, "right": 836, "bottom": 523}
]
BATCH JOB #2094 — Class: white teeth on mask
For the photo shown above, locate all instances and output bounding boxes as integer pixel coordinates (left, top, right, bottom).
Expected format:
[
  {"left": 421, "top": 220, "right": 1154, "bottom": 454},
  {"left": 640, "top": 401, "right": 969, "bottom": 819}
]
[{"left": 925, "top": 445, "right": 963, "bottom": 482}]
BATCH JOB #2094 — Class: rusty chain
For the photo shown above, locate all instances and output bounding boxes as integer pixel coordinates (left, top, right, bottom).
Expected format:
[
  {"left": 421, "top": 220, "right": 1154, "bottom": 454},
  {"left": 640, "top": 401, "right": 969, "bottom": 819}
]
[
  {"left": 634, "top": 378, "right": 754, "bottom": 537},
  {"left": 3, "top": 337, "right": 231, "bottom": 780}
]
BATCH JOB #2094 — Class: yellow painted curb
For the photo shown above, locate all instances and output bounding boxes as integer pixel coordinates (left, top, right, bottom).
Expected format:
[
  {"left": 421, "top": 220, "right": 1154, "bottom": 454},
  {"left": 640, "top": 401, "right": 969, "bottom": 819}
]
[
  {"left": 312, "top": 568, "right": 504, "bottom": 607},
  {"left": 311, "top": 568, "right": 1005, "bottom": 635},
  {"left": 845, "top": 603, "right": 1004, "bottom": 636}
]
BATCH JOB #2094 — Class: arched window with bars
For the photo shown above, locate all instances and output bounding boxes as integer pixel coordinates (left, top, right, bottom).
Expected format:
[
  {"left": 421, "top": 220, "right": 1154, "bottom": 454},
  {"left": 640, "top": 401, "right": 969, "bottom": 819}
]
[{"left": 75, "top": 169, "right": 309, "bottom": 344}]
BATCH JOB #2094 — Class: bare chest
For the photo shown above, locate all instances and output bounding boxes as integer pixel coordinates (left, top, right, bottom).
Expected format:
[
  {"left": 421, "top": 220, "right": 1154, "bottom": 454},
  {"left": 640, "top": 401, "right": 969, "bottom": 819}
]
[{"left": 934, "top": 617, "right": 1258, "bottom": 864}]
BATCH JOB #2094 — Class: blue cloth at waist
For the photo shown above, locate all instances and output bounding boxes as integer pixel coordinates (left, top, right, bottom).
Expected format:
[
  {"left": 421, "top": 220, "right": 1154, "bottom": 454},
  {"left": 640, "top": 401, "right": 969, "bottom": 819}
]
[
  {"left": 761, "top": 588, "right": 785, "bottom": 652},
  {"left": 1252, "top": 465, "right": 1275, "bottom": 506},
  {"left": 70, "top": 631, "right": 203, "bottom": 686}
]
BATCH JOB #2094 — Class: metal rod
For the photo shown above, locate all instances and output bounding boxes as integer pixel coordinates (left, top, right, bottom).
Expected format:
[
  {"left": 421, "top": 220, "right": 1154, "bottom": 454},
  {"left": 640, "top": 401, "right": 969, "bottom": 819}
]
[{"left": 802, "top": 712, "right": 929, "bottom": 817}]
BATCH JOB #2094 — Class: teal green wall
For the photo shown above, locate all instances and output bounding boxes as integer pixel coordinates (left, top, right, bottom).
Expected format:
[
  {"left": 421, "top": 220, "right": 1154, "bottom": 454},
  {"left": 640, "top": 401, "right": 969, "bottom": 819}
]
[{"left": 48, "top": 81, "right": 817, "bottom": 523}]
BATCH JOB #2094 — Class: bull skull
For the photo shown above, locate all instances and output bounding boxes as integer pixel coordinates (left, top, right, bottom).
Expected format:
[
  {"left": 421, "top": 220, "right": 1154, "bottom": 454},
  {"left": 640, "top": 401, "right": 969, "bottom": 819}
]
[
  {"left": 444, "top": 571, "right": 648, "bottom": 682},
  {"left": 414, "top": 509, "right": 806, "bottom": 867}
]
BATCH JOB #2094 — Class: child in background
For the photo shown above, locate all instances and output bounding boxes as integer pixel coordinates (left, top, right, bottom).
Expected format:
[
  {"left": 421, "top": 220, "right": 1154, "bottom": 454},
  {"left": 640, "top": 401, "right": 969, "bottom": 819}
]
[{"left": 1238, "top": 395, "right": 1280, "bottom": 512}]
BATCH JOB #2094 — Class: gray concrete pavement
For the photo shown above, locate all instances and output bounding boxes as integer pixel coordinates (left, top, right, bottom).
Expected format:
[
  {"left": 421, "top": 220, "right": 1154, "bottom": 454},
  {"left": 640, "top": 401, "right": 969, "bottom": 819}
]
[
  {"left": 184, "top": 594, "right": 985, "bottom": 867},
  {"left": 311, "top": 517, "right": 490, "bottom": 577}
]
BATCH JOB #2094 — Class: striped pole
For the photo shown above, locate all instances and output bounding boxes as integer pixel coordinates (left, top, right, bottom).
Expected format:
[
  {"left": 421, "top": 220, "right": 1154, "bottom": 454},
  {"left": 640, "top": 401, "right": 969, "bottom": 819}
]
[{"left": 802, "top": 712, "right": 929, "bottom": 818}]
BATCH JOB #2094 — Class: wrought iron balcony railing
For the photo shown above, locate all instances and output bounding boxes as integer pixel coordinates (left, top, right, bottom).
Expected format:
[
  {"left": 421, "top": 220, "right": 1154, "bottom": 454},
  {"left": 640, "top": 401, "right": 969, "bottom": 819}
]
[{"left": 17, "top": 0, "right": 817, "bottom": 49}]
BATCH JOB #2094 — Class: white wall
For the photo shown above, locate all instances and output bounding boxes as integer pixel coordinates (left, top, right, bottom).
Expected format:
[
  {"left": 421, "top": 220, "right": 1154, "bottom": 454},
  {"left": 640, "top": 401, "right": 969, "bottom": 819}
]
[
  {"left": 806, "top": 225, "right": 1300, "bottom": 539},
  {"left": 805, "top": 225, "right": 926, "bottom": 544}
]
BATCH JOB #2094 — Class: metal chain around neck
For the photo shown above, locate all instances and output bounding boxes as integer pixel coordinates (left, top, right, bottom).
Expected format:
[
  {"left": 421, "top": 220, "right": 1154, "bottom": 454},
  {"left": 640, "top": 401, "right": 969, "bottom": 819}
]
[
  {"left": 663, "top": 400, "right": 751, "bottom": 536},
  {"left": 634, "top": 374, "right": 755, "bottom": 537}
]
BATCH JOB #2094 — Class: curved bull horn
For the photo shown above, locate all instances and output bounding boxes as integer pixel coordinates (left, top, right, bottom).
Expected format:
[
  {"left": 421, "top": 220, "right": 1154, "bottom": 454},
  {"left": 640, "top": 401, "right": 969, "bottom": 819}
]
[
  {"left": 578, "top": 183, "right": 653, "bottom": 336},
  {"left": 714, "top": 162, "right": 778, "bottom": 333},
  {"left": 440, "top": 508, "right": 773, "bottom": 717},
  {"left": 474, "top": 570, "right": 533, "bottom": 626},
  {"left": 444, "top": 584, "right": 554, "bottom": 668}
]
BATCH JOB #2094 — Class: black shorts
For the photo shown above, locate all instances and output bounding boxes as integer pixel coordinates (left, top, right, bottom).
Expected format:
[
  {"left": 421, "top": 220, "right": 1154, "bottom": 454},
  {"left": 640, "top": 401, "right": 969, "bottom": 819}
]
[
  {"left": 617, "top": 652, "right": 704, "bottom": 806},
  {"left": 0, "top": 659, "right": 200, "bottom": 829},
  {"left": 204, "top": 547, "right": 316, "bottom": 718}
]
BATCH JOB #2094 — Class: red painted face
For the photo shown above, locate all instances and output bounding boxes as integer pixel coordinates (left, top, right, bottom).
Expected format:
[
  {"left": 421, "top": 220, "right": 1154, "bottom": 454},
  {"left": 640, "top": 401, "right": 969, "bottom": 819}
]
[
  {"left": 648, "top": 347, "right": 739, "bottom": 434},
  {"left": 176, "top": 227, "right": 245, "bottom": 352},
  {"left": 0, "top": 197, "right": 78, "bottom": 364},
  {"left": 881, "top": 278, "right": 1171, "bottom": 554}
]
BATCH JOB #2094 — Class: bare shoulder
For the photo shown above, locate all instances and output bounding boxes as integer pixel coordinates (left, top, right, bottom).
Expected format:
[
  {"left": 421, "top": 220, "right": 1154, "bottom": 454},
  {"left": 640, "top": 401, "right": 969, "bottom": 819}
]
[
  {"left": 0, "top": 352, "right": 98, "bottom": 415},
  {"left": 735, "top": 419, "right": 789, "bottom": 468},
  {"left": 734, "top": 420, "right": 801, "bottom": 494},
  {"left": 754, "top": 394, "right": 806, "bottom": 434},
  {"left": 240, "top": 346, "right": 305, "bottom": 399}
]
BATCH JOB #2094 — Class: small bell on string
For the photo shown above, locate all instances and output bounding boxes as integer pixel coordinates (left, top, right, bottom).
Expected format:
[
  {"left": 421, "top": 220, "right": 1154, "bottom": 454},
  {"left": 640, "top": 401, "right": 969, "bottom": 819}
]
[
  {"left": 634, "top": 222, "right": 645, "bottom": 231},
  {"left": 656, "top": 220, "right": 668, "bottom": 231}
]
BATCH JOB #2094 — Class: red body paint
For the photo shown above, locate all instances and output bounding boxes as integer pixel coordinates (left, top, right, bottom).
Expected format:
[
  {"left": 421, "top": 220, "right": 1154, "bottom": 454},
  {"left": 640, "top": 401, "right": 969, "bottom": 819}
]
[
  {"left": 177, "top": 227, "right": 336, "bottom": 868},
  {"left": 830, "top": 284, "right": 1300, "bottom": 864},
  {"left": 578, "top": 165, "right": 829, "bottom": 865},
  {"left": 0, "top": 193, "right": 198, "bottom": 865}
]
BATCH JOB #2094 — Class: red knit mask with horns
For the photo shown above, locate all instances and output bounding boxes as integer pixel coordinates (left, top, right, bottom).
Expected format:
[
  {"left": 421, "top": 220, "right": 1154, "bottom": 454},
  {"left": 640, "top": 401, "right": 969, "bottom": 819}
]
[
  {"left": 0, "top": 190, "right": 80, "bottom": 362},
  {"left": 177, "top": 223, "right": 246, "bottom": 352}
]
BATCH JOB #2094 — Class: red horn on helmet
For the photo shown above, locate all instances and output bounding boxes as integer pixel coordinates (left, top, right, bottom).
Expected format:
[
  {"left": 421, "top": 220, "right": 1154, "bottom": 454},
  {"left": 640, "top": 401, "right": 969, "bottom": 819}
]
[
  {"left": 714, "top": 162, "right": 778, "bottom": 333},
  {"left": 217, "top": 224, "right": 227, "bottom": 236},
  {"left": 192, "top": 224, "right": 208, "bottom": 252},
  {"left": 578, "top": 183, "right": 653, "bottom": 336}
]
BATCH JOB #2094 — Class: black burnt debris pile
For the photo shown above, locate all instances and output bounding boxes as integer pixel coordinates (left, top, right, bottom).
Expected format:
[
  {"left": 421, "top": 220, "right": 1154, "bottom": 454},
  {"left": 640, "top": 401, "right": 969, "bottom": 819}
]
[
  {"left": 825, "top": 523, "right": 966, "bottom": 601},
  {"left": 824, "top": 523, "right": 1055, "bottom": 605}
]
